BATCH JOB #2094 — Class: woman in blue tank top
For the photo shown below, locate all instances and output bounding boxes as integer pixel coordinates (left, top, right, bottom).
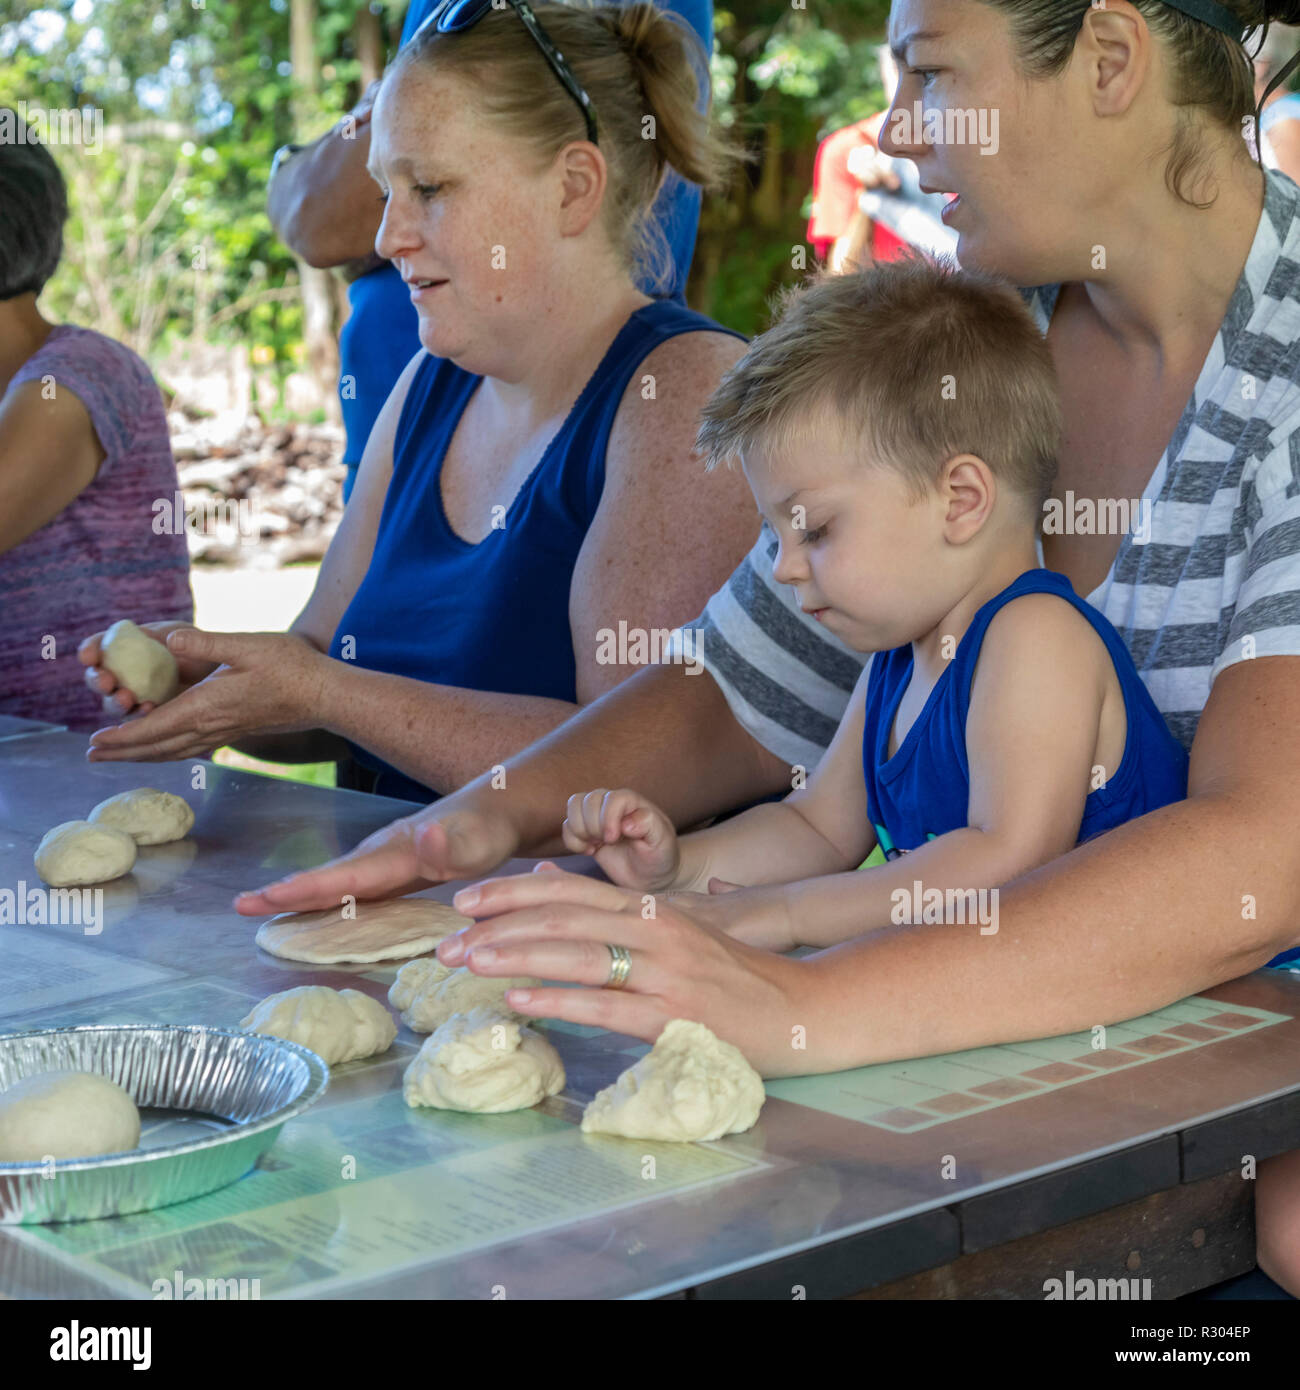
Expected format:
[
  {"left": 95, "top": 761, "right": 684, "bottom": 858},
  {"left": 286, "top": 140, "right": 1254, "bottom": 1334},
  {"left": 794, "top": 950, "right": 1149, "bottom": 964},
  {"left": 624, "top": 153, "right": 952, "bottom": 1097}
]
[{"left": 81, "top": 2, "right": 756, "bottom": 802}]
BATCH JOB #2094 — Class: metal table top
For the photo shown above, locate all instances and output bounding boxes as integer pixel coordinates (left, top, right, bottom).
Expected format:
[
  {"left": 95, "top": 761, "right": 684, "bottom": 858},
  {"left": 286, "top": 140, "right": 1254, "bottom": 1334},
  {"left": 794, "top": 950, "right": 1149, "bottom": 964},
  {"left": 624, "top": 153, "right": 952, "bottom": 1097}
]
[{"left": 2, "top": 732, "right": 1298, "bottom": 1299}]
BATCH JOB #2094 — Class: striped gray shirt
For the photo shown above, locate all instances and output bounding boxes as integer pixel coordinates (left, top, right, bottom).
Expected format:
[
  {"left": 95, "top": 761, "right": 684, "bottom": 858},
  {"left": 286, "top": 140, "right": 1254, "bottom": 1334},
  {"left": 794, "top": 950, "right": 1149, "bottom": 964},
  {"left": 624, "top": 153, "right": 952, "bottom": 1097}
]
[{"left": 689, "top": 168, "right": 1300, "bottom": 767}]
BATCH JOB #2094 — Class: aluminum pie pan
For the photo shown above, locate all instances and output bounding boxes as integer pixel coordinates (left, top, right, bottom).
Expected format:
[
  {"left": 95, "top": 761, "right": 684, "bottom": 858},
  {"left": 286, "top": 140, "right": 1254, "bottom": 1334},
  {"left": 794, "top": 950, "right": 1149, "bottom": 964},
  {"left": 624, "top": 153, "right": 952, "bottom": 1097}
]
[{"left": 0, "top": 1024, "right": 328, "bottom": 1225}]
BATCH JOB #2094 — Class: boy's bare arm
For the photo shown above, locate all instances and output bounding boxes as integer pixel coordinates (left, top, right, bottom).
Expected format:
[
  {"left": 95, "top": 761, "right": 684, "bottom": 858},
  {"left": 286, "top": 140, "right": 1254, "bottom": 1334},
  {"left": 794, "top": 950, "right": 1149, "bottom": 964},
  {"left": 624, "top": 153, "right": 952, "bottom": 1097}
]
[
  {"left": 961, "top": 594, "right": 1113, "bottom": 864},
  {"left": 673, "top": 663, "right": 875, "bottom": 890}
]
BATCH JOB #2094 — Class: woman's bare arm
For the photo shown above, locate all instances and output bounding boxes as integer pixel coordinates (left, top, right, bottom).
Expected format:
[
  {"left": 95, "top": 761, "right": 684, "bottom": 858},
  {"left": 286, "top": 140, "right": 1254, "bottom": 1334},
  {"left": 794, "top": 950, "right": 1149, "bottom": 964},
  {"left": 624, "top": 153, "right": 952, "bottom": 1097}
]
[
  {"left": 796, "top": 656, "right": 1300, "bottom": 1070},
  {"left": 569, "top": 330, "right": 759, "bottom": 703},
  {"left": 427, "top": 657, "right": 1300, "bottom": 1078},
  {"left": 310, "top": 331, "right": 761, "bottom": 794},
  {"left": 0, "top": 380, "right": 104, "bottom": 554},
  {"left": 235, "top": 660, "right": 793, "bottom": 913}
]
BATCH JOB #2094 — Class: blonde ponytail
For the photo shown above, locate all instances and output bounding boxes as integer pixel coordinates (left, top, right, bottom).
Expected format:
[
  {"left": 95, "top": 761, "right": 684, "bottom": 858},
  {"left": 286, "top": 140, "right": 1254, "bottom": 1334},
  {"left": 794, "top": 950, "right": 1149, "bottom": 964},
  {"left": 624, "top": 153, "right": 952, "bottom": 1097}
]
[{"left": 597, "top": 2, "right": 742, "bottom": 193}]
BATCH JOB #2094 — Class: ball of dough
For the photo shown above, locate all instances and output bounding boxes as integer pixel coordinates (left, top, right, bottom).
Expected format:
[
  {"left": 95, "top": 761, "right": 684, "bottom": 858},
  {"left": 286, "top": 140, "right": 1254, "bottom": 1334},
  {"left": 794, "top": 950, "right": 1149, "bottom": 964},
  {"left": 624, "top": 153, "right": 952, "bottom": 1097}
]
[
  {"left": 0, "top": 1070, "right": 141, "bottom": 1162},
  {"left": 388, "top": 956, "right": 454, "bottom": 1024},
  {"left": 581, "top": 1019, "right": 765, "bottom": 1143},
  {"left": 391, "top": 964, "right": 541, "bottom": 1034},
  {"left": 403, "top": 1007, "right": 565, "bottom": 1113},
  {"left": 240, "top": 985, "right": 396, "bottom": 1065},
  {"left": 34, "top": 819, "right": 137, "bottom": 887},
  {"left": 100, "top": 618, "right": 179, "bottom": 705},
  {"left": 88, "top": 788, "right": 195, "bottom": 846}
]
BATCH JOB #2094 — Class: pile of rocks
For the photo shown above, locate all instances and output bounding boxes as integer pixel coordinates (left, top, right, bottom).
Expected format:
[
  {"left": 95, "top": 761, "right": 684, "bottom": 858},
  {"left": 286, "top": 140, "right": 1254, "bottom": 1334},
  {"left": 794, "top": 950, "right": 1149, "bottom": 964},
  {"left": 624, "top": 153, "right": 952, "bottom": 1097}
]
[{"left": 167, "top": 410, "right": 346, "bottom": 567}]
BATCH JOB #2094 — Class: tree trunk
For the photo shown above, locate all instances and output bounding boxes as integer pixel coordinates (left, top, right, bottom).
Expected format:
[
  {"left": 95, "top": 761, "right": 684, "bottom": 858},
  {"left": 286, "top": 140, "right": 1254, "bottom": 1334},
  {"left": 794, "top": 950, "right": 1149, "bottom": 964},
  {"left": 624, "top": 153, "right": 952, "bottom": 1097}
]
[
  {"left": 752, "top": 121, "right": 784, "bottom": 227},
  {"left": 289, "top": 0, "right": 341, "bottom": 423},
  {"left": 354, "top": 5, "right": 385, "bottom": 87}
]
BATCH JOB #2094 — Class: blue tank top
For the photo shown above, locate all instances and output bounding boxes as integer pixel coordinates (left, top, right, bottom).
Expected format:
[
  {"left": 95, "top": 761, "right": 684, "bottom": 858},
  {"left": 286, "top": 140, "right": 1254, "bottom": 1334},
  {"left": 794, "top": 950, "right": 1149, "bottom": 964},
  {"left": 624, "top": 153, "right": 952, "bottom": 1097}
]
[
  {"left": 1262, "top": 92, "right": 1300, "bottom": 134},
  {"left": 330, "top": 298, "right": 746, "bottom": 802},
  {"left": 339, "top": 0, "right": 713, "bottom": 475},
  {"left": 861, "top": 569, "right": 1190, "bottom": 858}
]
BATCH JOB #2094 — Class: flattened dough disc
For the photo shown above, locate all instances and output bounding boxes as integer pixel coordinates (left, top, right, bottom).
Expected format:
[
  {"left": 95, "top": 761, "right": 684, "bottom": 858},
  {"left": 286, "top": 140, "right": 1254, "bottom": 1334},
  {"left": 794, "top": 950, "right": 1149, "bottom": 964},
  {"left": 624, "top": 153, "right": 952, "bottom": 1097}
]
[{"left": 255, "top": 897, "right": 472, "bottom": 964}]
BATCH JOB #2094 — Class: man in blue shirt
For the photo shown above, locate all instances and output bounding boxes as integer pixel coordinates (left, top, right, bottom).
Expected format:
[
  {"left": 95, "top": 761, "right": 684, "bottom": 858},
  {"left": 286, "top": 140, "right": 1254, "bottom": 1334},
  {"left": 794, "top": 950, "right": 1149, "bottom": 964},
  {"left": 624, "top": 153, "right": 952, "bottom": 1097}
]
[{"left": 269, "top": 0, "right": 713, "bottom": 501}]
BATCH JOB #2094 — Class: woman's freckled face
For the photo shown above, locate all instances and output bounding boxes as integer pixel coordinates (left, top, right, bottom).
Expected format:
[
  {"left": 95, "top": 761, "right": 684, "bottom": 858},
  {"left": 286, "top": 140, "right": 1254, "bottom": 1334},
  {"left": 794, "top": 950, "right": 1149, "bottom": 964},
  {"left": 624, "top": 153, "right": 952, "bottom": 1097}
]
[
  {"left": 742, "top": 428, "right": 944, "bottom": 653},
  {"left": 368, "top": 63, "right": 558, "bottom": 364}
]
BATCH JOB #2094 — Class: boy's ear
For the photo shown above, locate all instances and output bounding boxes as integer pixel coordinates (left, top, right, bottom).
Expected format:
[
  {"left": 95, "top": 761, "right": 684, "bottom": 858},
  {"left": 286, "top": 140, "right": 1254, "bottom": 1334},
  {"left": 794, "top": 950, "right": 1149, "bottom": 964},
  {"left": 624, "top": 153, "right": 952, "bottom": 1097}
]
[{"left": 941, "top": 453, "right": 997, "bottom": 540}]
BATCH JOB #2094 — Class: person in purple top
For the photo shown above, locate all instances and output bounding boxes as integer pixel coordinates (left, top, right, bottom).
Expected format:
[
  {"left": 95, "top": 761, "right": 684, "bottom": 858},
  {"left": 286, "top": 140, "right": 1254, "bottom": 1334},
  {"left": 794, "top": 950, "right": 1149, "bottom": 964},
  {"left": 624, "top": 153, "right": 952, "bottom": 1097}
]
[{"left": 0, "top": 114, "right": 192, "bottom": 730}]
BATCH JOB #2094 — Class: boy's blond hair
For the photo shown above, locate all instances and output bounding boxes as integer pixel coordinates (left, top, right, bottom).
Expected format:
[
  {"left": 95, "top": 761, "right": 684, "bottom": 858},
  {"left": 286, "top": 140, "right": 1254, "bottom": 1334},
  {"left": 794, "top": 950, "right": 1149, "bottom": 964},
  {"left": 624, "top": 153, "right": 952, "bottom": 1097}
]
[{"left": 696, "top": 257, "right": 1062, "bottom": 515}]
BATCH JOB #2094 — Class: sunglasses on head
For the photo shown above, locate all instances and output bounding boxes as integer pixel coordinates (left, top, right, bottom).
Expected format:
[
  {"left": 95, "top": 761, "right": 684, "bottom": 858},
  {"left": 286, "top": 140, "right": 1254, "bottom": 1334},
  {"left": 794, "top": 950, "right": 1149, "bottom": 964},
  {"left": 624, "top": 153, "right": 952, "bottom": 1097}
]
[{"left": 415, "top": 0, "right": 600, "bottom": 145}]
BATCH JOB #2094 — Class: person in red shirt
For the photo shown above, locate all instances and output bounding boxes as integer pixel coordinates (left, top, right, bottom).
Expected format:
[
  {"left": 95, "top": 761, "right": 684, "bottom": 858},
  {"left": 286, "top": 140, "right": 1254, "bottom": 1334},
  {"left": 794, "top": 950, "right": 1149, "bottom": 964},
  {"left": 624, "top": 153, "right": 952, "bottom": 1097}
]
[
  {"left": 808, "top": 46, "right": 956, "bottom": 274},
  {"left": 807, "top": 112, "right": 907, "bottom": 272}
]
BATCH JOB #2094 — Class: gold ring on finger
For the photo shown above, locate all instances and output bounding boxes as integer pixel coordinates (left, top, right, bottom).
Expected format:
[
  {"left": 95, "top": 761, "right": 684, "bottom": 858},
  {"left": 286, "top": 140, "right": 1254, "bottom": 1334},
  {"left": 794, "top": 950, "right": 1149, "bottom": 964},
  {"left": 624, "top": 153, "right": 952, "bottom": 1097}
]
[{"left": 606, "top": 943, "right": 632, "bottom": 990}]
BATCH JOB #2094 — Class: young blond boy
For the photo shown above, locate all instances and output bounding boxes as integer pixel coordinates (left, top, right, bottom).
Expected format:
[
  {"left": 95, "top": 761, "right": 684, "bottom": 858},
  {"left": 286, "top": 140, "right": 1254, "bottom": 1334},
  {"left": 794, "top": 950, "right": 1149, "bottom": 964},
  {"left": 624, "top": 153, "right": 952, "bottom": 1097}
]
[{"left": 562, "top": 260, "right": 1189, "bottom": 952}]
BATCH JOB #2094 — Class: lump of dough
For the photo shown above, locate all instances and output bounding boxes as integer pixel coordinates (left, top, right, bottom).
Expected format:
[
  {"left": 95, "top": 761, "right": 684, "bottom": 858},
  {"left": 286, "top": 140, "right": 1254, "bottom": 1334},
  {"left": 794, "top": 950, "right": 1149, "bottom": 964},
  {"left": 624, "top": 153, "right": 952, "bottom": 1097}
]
[
  {"left": 581, "top": 1019, "right": 765, "bottom": 1143},
  {"left": 239, "top": 985, "right": 396, "bottom": 1064},
  {"left": 390, "top": 963, "right": 540, "bottom": 1034},
  {"left": 34, "top": 819, "right": 137, "bottom": 887},
  {"left": 88, "top": 788, "right": 195, "bottom": 846},
  {"left": 0, "top": 1070, "right": 141, "bottom": 1162},
  {"left": 403, "top": 1007, "right": 565, "bottom": 1113},
  {"left": 256, "top": 897, "right": 471, "bottom": 964},
  {"left": 388, "top": 956, "right": 454, "bottom": 1025},
  {"left": 100, "top": 618, "right": 179, "bottom": 705}
]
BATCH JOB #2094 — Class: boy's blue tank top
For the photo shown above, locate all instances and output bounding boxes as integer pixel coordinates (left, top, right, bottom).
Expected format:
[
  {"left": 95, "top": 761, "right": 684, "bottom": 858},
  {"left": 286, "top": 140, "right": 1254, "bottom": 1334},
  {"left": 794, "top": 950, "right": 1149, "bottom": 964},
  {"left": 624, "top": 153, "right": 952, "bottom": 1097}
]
[
  {"left": 330, "top": 298, "right": 746, "bottom": 803},
  {"left": 862, "top": 569, "right": 1190, "bottom": 859}
]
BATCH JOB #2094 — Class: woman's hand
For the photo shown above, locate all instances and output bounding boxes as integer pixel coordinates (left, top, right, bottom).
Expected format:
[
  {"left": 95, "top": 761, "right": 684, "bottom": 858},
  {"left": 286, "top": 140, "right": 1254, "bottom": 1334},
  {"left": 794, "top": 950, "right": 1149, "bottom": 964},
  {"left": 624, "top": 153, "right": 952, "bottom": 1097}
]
[
  {"left": 233, "top": 804, "right": 523, "bottom": 915},
  {"left": 441, "top": 867, "right": 810, "bottom": 1075},
  {"left": 85, "top": 630, "right": 328, "bottom": 763},
  {"left": 662, "top": 879, "right": 798, "bottom": 954},
  {"left": 560, "top": 787, "right": 682, "bottom": 893},
  {"left": 79, "top": 620, "right": 212, "bottom": 719}
]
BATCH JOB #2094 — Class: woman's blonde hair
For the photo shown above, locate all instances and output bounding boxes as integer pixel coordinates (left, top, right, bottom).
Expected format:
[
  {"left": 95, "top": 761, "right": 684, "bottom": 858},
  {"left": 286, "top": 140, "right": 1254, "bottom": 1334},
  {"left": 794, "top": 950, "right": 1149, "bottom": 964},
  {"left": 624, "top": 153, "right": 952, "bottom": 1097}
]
[
  {"left": 395, "top": 2, "right": 745, "bottom": 292},
  {"left": 982, "top": 0, "right": 1300, "bottom": 207}
]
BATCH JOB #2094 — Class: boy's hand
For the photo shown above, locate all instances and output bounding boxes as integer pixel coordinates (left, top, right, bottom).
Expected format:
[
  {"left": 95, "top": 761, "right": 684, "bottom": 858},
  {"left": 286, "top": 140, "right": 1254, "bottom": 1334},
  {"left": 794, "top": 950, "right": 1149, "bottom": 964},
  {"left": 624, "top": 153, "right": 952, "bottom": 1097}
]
[{"left": 561, "top": 787, "right": 682, "bottom": 893}]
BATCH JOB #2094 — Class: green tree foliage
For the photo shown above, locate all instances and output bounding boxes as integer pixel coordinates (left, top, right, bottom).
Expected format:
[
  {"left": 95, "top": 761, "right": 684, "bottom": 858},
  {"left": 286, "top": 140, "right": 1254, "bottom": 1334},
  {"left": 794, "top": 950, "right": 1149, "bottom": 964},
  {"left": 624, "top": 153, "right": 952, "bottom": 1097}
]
[
  {"left": 1, "top": 0, "right": 892, "bottom": 383},
  {"left": 699, "top": 1, "right": 891, "bottom": 334},
  {"left": 1, "top": 0, "right": 402, "bottom": 380}
]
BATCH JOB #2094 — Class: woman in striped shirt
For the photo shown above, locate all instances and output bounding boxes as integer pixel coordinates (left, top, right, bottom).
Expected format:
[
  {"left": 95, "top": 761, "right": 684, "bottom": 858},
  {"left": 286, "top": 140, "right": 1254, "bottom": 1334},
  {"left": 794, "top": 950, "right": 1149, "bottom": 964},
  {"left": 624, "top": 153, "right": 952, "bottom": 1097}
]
[{"left": 241, "top": 0, "right": 1300, "bottom": 1294}]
